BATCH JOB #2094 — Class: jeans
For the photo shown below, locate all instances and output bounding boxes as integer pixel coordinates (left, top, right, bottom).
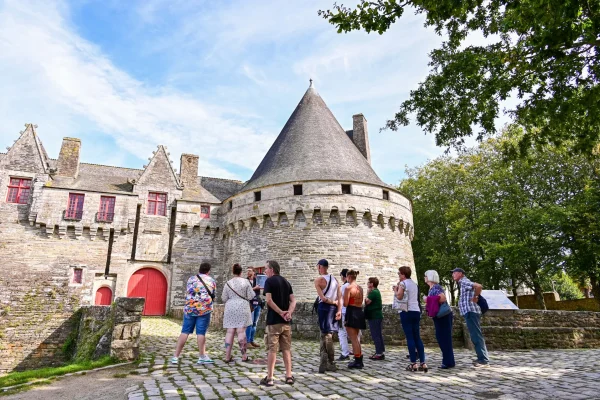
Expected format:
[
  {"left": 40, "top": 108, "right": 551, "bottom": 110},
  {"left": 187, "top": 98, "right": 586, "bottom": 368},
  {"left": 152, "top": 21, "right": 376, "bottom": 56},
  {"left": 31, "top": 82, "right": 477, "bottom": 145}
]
[
  {"left": 245, "top": 305, "right": 261, "bottom": 343},
  {"left": 464, "top": 312, "right": 489, "bottom": 364},
  {"left": 339, "top": 312, "right": 350, "bottom": 356},
  {"left": 400, "top": 311, "right": 425, "bottom": 363},
  {"left": 367, "top": 319, "right": 385, "bottom": 354},
  {"left": 181, "top": 312, "right": 211, "bottom": 335},
  {"left": 433, "top": 313, "right": 455, "bottom": 367}
]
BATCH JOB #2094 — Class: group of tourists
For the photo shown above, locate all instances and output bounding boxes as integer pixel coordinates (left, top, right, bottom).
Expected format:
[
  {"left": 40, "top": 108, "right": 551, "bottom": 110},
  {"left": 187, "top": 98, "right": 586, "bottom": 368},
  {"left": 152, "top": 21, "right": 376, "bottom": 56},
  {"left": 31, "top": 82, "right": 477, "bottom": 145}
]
[{"left": 171, "top": 259, "right": 490, "bottom": 387}]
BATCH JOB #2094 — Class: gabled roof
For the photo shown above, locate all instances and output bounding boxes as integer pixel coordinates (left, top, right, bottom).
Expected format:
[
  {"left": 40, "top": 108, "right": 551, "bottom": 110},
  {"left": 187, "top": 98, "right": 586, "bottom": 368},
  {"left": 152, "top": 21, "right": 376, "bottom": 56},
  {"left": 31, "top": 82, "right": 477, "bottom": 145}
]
[
  {"left": 242, "top": 84, "right": 386, "bottom": 192},
  {"left": 0, "top": 124, "right": 49, "bottom": 173},
  {"left": 48, "top": 163, "right": 141, "bottom": 194},
  {"left": 136, "top": 145, "right": 181, "bottom": 189}
]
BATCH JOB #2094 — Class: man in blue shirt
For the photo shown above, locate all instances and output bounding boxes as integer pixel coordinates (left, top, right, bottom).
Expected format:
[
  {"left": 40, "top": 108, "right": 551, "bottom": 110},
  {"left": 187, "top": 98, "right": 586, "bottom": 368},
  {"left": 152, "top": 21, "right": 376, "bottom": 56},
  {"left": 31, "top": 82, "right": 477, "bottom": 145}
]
[{"left": 452, "top": 268, "right": 490, "bottom": 367}]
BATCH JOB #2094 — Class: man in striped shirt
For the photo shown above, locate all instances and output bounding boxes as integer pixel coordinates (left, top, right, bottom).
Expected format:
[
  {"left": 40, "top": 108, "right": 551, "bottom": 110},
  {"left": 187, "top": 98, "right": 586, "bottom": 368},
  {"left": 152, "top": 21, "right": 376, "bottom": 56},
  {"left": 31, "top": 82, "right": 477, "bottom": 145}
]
[{"left": 452, "top": 268, "right": 490, "bottom": 367}]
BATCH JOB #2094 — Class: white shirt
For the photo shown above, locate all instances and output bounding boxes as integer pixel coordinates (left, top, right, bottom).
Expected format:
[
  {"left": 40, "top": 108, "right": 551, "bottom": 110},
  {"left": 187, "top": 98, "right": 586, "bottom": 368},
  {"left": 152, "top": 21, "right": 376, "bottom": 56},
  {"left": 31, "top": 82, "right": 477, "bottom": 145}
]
[
  {"left": 400, "top": 279, "right": 421, "bottom": 312},
  {"left": 340, "top": 282, "right": 349, "bottom": 314},
  {"left": 320, "top": 274, "right": 339, "bottom": 303}
]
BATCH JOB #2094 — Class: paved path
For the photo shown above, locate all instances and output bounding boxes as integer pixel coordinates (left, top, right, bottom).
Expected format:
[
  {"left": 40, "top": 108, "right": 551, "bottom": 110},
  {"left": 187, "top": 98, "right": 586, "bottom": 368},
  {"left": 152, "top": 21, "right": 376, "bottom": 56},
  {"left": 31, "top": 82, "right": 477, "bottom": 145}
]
[{"left": 128, "top": 318, "right": 600, "bottom": 400}]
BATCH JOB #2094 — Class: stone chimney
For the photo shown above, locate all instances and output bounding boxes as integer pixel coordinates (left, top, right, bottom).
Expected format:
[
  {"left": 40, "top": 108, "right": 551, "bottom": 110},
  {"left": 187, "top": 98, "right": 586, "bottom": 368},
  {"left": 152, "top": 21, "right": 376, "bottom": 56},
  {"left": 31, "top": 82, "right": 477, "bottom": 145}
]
[
  {"left": 180, "top": 154, "right": 199, "bottom": 188},
  {"left": 56, "top": 137, "right": 81, "bottom": 178},
  {"left": 352, "top": 114, "right": 371, "bottom": 164}
]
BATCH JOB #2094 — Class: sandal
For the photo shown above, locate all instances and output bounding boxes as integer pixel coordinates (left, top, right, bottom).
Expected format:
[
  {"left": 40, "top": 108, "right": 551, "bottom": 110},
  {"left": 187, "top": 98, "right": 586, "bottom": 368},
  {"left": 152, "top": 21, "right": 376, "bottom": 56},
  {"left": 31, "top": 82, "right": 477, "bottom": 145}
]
[
  {"left": 419, "top": 363, "right": 428, "bottom": 373},
  {"left": 405, "top": 363, "right": 418, "bottom": 372},
  {"left": 224, "top": 356, "right": 234, "bottom": 363},
  {"left": 285, "top": 376, "right": 295, "bottom": 385},
  {"left": 242, "top": 357, "right": 253, "bottom": 363},
  {"left": 259, "top": 376, "right": 274, "bottom": 387}
]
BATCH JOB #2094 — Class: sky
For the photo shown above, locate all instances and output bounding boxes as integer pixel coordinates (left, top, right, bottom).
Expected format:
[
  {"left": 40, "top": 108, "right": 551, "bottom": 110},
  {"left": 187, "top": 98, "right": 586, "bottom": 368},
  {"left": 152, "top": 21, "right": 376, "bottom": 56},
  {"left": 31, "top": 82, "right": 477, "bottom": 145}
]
[{"left": 0, "top": 0, "right": 451, "bottom": 185}]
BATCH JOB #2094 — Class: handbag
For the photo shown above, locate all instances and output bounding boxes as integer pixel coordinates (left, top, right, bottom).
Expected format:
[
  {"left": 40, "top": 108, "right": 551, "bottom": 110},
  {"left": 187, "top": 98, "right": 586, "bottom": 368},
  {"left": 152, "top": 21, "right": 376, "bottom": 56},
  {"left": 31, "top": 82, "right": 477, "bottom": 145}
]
[
  {"left": 312, "top": 274, "right": 332, "bottom": 314},
  {"left": 436, "top": 302, "right": 452, "bottom": 318},
  {"left": 392, "top": 281, "right": 409, "bottom": 312}
]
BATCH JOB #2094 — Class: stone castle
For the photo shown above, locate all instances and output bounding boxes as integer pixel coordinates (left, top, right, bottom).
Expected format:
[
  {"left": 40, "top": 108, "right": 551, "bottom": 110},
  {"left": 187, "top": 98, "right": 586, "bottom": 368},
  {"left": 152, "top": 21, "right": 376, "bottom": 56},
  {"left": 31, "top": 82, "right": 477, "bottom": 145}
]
[{"left": 0, "top": 84, "right": 415, "bottom": 371}]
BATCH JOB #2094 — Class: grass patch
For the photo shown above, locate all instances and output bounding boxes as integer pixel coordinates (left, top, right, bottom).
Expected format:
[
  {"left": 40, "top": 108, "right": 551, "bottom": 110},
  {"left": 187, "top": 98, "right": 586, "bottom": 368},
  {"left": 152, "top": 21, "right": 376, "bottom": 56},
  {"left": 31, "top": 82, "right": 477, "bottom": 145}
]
[{"left": 0, "top": 356, "right": 119, "bottom": 389}]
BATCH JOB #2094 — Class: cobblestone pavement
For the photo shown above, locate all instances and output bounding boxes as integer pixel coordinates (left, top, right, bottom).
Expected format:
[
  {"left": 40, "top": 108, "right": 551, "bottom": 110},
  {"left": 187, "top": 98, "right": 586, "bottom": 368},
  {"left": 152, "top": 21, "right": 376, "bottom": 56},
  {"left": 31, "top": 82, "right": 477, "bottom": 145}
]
[{"left": 129, "top": 318, "right": 600, "bottom": 400}]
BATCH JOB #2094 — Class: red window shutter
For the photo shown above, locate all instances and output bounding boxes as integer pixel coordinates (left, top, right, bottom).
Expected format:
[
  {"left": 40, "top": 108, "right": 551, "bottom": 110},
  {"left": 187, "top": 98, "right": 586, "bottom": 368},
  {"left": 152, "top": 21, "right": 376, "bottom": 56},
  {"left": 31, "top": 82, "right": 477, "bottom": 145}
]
[
  {"left": 99, "top": 196, "right": 115, "bottom": 222},
  {"left": 200, "top": 206, "right": 210, "bottom": 219},
  {"left": 66, "top": 194, "right": 85, "bottom": 219}
]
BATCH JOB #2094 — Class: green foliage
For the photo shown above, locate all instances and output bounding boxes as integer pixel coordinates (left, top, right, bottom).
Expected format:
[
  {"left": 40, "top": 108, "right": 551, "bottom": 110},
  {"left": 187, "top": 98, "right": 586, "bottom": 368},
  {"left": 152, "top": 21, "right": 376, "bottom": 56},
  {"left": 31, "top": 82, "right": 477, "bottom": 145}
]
[
  {"left": 399, "top": 125, "right": 599, "bottom": 308},
  {"left": 319, "top": 1, "right": 600, "bottom": 154},
  {"left": 0, "top": 356, "right": 117, "bottom": 389},
  {"left": 542, "top": 272, "right": 584, "bottom": 301}
]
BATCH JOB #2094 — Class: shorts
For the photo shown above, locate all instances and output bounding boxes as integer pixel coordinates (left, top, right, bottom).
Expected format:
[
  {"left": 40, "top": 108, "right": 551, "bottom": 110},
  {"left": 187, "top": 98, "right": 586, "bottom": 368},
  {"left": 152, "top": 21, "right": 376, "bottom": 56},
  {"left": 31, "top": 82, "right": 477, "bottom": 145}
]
[
  {"left": 266, "top": 323, "right": 292, "bottom": 353},
  {"left": 181, "top": 312, "right": 211, "bottom": 335}
]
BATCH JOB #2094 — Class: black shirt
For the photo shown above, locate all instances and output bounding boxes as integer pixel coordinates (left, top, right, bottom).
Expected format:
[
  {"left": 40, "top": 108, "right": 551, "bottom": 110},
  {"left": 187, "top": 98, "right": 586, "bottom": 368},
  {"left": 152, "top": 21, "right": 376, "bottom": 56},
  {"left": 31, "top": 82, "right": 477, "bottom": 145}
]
[
  {"left": 263, "top": 275, "right": 293, "bottom": 325},
  {"left": 248, "top": 277, "right": 260, "bottom": 297}
]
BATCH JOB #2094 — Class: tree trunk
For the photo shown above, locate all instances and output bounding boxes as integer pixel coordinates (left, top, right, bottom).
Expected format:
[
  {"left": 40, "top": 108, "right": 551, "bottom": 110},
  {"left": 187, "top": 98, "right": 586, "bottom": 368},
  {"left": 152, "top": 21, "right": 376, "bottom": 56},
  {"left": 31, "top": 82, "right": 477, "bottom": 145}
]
[
  {"left": 512, "top": 279, "right": 519, "bottom": 307},
  {"left": 590, "top": 275, "right": 600, "bottom": 306},
  {"left": 532, "top": 278, "right": 547, "bottom": 310}
]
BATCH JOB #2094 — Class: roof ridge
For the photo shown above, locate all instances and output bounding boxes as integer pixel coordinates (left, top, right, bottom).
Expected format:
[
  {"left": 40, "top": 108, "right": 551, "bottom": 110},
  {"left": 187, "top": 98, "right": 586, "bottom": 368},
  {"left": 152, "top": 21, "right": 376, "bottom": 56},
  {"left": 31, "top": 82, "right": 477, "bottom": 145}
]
[{"left": 199, "top": 176, "right": 244, "bottom": 183}]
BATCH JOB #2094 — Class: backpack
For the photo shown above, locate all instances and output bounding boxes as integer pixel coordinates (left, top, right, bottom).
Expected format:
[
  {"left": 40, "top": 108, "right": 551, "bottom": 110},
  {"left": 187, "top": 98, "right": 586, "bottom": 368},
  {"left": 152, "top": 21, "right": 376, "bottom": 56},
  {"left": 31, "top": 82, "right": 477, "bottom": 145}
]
[{"left": 478, "top": 295, "right": 489, "bottom": 315}]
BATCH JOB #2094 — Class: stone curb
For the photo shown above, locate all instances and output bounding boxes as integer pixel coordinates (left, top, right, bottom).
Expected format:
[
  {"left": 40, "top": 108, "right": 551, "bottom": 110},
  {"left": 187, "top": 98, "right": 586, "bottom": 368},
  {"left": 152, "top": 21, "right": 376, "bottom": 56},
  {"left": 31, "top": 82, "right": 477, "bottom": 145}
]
[{"left": 0, "top": 361, "right": 134, "bottom": 392}]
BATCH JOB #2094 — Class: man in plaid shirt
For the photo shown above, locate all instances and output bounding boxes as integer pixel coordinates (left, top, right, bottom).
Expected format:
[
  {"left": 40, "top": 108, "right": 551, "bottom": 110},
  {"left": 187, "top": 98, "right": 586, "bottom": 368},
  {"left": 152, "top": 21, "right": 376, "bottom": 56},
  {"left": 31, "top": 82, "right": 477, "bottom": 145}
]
[{"left": 452, "top": 268, "right": 489, "bottom": 367}]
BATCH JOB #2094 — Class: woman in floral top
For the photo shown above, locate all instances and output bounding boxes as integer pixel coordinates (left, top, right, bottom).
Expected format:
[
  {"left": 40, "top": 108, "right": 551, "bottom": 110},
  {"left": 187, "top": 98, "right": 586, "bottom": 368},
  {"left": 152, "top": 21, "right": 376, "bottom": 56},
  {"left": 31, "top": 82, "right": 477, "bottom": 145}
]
[
  {"left": 171, "top": 262, "right": 217, "bottom": 365},
  {"left": 425, "top": 270, "right": 455, "bottom": 369}
]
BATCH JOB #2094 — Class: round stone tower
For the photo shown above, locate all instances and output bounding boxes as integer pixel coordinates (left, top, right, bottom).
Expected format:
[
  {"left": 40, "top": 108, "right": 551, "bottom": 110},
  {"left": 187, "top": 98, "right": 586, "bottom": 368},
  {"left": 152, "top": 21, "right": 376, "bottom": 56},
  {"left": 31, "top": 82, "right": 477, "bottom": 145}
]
[{"left": 221, "top": 83, "right": 415, "bottom": 303}]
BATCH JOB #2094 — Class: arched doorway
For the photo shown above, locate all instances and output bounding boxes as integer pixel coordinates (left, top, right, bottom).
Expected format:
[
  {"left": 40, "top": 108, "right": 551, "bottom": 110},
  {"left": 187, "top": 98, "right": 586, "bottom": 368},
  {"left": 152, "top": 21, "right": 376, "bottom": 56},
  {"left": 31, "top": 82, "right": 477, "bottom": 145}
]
[
  {"left": 95, "top": 287, "right": 113, "bottom": 306},
  {"left": 127, "top": 268, "right": 167, "bottom": 316}
]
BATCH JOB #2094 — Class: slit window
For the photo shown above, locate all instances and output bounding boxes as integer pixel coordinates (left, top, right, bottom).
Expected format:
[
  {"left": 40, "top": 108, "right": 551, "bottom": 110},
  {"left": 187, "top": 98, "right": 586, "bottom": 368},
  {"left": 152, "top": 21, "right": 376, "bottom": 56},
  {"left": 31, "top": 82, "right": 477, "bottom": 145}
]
[
  {"left": 293, "top": 184, "right": 303, "bottom": 195},
  {"left": 228, "top": 201, "right": 233, "bottom": 210},
  {"left": 200, "top": 205, "right": 210, "bottom": 219},
  {"left": 147, "top": 192, "right": 167, "bottom": 216},
  {"left": 254, "top": 191, "right": 261, "bottom": 202},
  {"left": 383, "top": 190, "right": 389, "bottom": 200},
  {"left": 341, "top": 184, "right": 352, "bottom": 194},
  {"left": 6, "top": 177, "right": 32, "bottom": 204}
]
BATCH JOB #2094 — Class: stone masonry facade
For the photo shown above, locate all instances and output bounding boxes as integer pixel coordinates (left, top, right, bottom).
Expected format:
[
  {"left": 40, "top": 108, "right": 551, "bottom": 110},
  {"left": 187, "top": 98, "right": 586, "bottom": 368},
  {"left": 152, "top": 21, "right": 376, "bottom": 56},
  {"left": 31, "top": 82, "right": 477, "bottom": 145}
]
[{"left": 0, "top": 86, "right": 416, "bottom": 373}]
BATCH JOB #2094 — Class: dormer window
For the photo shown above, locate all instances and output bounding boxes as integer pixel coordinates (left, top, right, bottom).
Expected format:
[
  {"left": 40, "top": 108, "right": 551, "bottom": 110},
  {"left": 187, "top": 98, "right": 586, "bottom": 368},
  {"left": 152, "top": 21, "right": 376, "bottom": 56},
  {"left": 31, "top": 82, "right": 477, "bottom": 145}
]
[
  {"left": 200, "top": 205, "right": 210, "bottom": 219},
  {"left": 341, "top": 184, "right": 351, "bottom": 194},
  {"left": 147, "top": 192, "right": 167, "bottom": 216},
  {"left": 6, "top": 178, "right": 31, "bottom": 204},
  {"left": 254, "top": 191, "right": 261, "bottom": 202},
  {"left": 293, "top": 184, "right": 303, "bottom": 195},
  {"left": 383, "top": 190, "right": 389, "bottom": 200}
]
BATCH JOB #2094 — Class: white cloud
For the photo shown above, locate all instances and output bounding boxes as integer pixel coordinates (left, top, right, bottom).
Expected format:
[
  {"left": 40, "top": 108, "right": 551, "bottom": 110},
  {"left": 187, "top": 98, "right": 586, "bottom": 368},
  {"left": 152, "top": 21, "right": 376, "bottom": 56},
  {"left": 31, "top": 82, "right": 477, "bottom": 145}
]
[{"left": 0, "top": 0, "right": 275, "bottom": 180}]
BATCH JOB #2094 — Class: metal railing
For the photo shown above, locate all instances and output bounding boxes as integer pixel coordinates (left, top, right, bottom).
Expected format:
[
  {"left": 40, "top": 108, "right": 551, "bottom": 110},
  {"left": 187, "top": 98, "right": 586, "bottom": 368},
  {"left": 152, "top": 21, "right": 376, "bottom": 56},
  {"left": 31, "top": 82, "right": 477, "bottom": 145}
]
[
  {"left": 63, "top": 209, "right": 83, "bottom": 221},
  {"left": 96, "top": 212, "right": 115, "bottom": 223}
]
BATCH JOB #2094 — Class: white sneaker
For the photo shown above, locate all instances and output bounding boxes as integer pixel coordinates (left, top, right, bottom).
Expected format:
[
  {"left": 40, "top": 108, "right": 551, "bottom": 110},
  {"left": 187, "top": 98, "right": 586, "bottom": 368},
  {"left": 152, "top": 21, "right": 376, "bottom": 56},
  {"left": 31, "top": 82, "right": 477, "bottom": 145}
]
[
  {"left": 170, "top": 357, "right": 179, "bottom": 364},
  {"left": 197, "top": 354, "right": 214, "bottom": 364}
]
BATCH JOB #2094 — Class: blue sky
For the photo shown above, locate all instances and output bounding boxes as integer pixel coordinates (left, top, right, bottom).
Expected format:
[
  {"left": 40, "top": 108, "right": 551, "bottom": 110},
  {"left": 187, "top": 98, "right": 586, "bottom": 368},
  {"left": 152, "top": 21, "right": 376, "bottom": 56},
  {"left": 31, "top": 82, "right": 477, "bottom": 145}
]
[{"left": 0, "top": 0, "right": 451, "bottom": 185}]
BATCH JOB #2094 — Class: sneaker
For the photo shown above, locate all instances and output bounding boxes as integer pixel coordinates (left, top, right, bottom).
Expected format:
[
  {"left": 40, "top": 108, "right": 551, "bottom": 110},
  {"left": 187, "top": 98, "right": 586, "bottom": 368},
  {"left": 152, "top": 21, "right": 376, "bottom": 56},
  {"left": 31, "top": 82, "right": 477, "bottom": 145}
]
[
  {"left": 170, "top": 356, "right": 179, "bottom": 364},
  {"left": 197, "top": 354, "right": 214, "bottom": 364},
  {"left": 250, "top": 342, "right": 260, "bottom": 348},
  {"left": 337, "top": 354, "right": 350, "bottom": 361}
]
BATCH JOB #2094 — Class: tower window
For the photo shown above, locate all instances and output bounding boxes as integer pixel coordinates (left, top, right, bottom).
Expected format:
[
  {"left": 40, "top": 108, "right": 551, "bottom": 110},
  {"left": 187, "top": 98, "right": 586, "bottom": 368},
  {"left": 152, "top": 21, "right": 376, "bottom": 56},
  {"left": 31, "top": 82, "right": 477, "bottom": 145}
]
[
  {"left": 293, "top": 184, "right": 303, "bottom": 195},
  {"left": 6, "top": 177, "right": 32, "bottom": 204},
  {"left": 200, "top": 205, "right": 210, "bottom": 219},
  {"left": 383, "top": 190, "right": 389, "bottom": 200},
  {"left": 254, "top": 191, "right": 261, "bottom": 201},
  {"left": 341, "top": 184, "right": 351, "bottom": 194}
]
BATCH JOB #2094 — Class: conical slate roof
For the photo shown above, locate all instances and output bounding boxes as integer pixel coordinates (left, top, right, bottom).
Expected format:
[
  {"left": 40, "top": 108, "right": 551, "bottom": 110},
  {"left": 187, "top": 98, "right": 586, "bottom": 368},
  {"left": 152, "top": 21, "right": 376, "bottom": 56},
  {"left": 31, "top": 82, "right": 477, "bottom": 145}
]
[{"left": 242, "top": 85, "right": 386, "bottom": 192}]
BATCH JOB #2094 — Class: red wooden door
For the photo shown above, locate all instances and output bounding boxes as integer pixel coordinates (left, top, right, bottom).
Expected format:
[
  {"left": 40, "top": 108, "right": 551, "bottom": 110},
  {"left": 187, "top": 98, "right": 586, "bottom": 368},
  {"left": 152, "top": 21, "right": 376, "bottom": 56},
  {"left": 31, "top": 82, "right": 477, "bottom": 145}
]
[
  {"left": 95, "top": 287, "right": 112, "bottom": 306},
  {"left": 127, "top": 268, "right": 167, "bottom": 316}
]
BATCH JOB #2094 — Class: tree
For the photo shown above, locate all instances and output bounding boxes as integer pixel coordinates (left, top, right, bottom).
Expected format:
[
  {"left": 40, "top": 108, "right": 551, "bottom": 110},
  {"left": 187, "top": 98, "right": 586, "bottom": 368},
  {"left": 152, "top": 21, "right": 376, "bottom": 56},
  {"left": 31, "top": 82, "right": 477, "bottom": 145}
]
[{"left": 319, "top": 1, "right": 600, "bottom": 154}]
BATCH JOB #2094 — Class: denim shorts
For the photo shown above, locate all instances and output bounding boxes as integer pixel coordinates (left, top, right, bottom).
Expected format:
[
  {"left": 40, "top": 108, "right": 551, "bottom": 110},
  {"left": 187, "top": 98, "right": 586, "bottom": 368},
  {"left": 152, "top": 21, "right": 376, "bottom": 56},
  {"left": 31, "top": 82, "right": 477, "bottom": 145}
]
[{"left": 181, "top": 312, "right": 211, "bottom": 335}]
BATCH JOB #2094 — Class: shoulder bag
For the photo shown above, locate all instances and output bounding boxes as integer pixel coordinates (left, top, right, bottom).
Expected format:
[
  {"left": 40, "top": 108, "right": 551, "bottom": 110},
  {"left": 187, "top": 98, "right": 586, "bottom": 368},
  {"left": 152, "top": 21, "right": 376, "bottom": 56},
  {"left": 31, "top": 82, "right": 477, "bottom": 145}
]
[
  {"left": 436, "top": 302, "right": 452, "bottom": 318},
  {"left": 226, "top": 280, "right": 253, "bottom": 312},
  {"left": 312, "top": 274, "right": 332, "bottom": 314},
  {"left": 197, "top": 275, "right": 215, "bottom": 301},
  {"left": 392, "top": 281, "right": 409, "bottom": 312}
]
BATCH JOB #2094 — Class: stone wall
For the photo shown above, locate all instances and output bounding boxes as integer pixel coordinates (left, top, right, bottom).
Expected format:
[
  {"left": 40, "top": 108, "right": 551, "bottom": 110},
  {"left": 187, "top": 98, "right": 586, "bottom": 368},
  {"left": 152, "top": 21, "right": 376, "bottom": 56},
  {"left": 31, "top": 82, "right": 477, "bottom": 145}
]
[
  {"left": 510, "top": 293, "right": 600, "bottom": 312},
  {"left": 171, "top": 303, "right": 600, "bottom": 351}
]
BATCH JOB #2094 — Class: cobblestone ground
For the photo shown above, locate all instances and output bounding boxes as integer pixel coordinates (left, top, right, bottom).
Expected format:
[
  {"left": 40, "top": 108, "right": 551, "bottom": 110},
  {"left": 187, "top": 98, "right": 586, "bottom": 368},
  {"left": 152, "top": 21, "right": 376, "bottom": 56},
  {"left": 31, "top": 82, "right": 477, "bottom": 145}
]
[{"left": 129, "top": 318, "right": 600, "bottom": 400}]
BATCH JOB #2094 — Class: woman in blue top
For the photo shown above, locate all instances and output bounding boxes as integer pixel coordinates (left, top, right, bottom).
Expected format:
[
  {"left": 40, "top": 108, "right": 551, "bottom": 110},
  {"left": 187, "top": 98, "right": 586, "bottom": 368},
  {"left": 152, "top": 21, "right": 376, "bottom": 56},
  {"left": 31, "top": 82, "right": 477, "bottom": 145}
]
[
  {"left": 425, "top": 270, "right": 455, "bottom": 369},
  {"left": 394, "top": 266, "right": 427, "bottom": 372}
]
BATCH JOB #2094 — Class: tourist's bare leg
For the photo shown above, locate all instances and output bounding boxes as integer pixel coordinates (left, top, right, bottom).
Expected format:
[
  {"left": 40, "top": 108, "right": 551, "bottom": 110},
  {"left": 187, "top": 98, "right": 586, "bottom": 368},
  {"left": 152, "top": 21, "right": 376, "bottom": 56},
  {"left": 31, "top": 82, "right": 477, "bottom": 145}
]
[
  {"left": 236, "top": 328, "right": 248, "bottom": 360},
  {"left": 174, "top": 333, "right": 189, "bottom": 357},
  {"left": 282, "top": 349, "right": 292, "bottom": 377},
  {"left": 197, "top": 334, "right": 206, "bottom": 357},
  {"left": 267, "top": 351, "right": 277, "bottom": 380},
  {"left": 224, "top": 328, "right": 235, "bottom": 360}
]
